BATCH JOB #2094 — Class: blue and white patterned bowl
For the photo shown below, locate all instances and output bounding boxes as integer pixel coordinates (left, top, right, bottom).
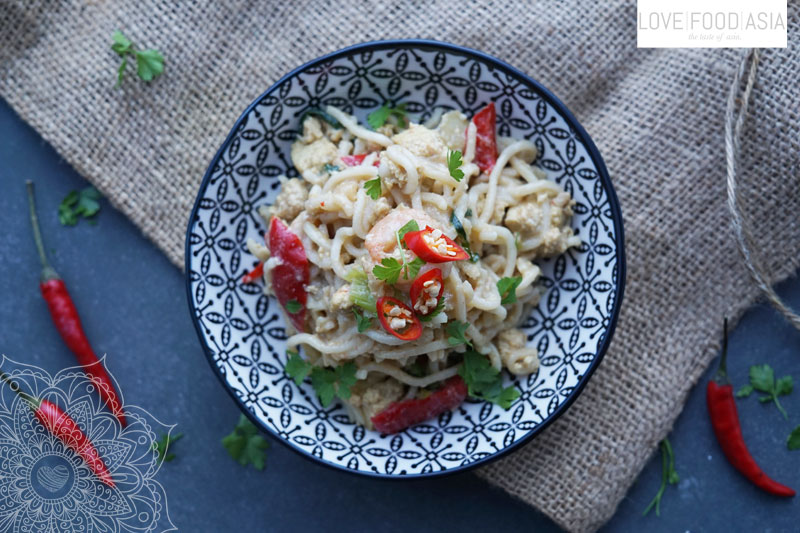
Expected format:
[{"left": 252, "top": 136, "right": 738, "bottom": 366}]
[{"left": 185, "top": 40, "right": 625, "bottom": 477}]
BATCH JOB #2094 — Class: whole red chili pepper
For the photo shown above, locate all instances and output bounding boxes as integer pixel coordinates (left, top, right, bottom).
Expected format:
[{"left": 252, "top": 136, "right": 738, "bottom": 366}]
[
  {"left": 706, "top": 318, "right": 795, "bottom": 497},
  {"left": 0, "top": 372, "right": 115, "bottom": 487},
  {"left": 26, "top": 181, "right": 127, "bottom": 427}
]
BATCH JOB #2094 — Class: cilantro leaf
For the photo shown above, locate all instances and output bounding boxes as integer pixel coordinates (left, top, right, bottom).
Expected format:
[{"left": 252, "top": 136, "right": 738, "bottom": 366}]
[
  {"left": 285, "top": 350, "right": 310, "bottom": 386},
  {"left": 458, "top": 349, "right": 519, "bottom": 408},
  {"left": 285, "top": 299, "right": 303, "bottom": 313},
  {"left": 310, "top": 363, "right": 357, "bottom": 407},
  {"left": 741, "top": 364, "right": 792, "bottom": 419},
  {"left": 222, "top": 414, "right": 270, "bottom": 470},
  {"left": 464, "top": 208, "right": 473, "bottom": 217},
  {"left": 788, "top": 426, "right": 800, "bottom": 451},
  {"left": 447, "top": 150, "right": 465, "bottom": 182},
  {"left": 397, "top": 219, "right": 419, "bottom": 242},
  {"left": 353, "top": 308, "right": 374, "bottom": 333},
  {"left": 367, "top": 103, "right": 408, "bottom": 129},
  {"left": 373, "top": 257, "right": 404, "bottom": 285},
  {"left": 135, "top": 49, "right": 164, "bottom": 81},
  {"left": 111, "top": 30, "right": 132, "bottom": 55},
  {"left": 497, "top": 276, "right": 523, "bottom": 305},
  {"left": 446, "top": 321, "right": 471, "bottom": 347},
  {"left": 776, "top": 375, "right": 793, "bottom": 396},
  {"left": 749, "top": 364, "right": 774, "bottom": 393},
  {"left": 111, "top": 30, "right": 164, "bottom": 86},
  {"left": 58, "top": 187, "right": 101, "bottom": 226},
  {"left": 418, "top": 298, "right": 445, "bottom": 322},
  {"left": 364, "top": 178, "right": 382, "bottom": 200},
  {"left": 406, "top": 257, "right": 425, "bottom": 280},
  {"left": 152, "top": 432, "right": 183, "bottom": 464}
]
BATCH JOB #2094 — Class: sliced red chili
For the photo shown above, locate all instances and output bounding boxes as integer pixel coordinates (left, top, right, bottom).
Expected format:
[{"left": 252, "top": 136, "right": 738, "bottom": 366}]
[
  {"left": 371, "top": 376, "right": 468, "bottom": 434},
  {"left": 471, "top": 102, "right": 498, "bottom": 174},
  {"left": 376, "top": 297, "right": 422, "bottom": 341},
  {"left": 403, "top": 227, "right": 469, "bottom": 263},
  {"left": 268, "top": 217, "right": 310, "bottom": 332},
  {"left": 409, "top": 268, "right": 444, "bottom": 316},
  {"left": 241, "top": 262, "right": 264, "bottom": 284},
  {"left": 340, "top": 154, "right": 380, "bottom": 167}
]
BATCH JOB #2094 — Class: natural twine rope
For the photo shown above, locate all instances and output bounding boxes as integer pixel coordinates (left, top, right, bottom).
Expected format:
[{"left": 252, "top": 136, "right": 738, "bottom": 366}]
[{"left": 725, "top": 48, "right": 800, "bottom": 331}]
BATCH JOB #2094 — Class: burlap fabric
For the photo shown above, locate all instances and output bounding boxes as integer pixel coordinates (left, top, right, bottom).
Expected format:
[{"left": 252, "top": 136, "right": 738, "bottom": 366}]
[{"left": 2, "top": 2, "right": 798, "bottom": 531}]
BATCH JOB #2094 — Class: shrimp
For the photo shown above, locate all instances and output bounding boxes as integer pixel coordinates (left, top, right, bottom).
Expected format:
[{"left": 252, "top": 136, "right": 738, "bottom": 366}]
[{"left": 365, "top": 206, "right": 452, "bottom": 285}]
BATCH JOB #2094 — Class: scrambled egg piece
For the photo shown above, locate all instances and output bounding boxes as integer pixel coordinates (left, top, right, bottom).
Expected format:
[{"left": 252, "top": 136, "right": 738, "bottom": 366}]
[
  {"left": 504, "top": 191, "right": 576, "bottom": 257},
  {"left": 497, "top": 329, "right": 539, "bottom": 375},
  {"left": 269, "top": 178, "right": 308, "bottom": 222}
]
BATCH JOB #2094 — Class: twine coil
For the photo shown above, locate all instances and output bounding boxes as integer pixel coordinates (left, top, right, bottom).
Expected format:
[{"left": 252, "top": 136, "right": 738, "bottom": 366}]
[{"left": 726, "top": 48, "right": 800, "bottom": 330}]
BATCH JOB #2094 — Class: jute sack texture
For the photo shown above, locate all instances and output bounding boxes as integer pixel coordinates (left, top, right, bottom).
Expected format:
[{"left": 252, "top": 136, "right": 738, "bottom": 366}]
[{"left": 1, "top": 2, "right": 798, "bottom": 531}]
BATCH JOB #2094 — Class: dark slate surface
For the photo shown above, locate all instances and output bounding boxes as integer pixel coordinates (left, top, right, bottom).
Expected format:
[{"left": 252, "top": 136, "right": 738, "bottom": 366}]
[{"left": 1, "top": 99, "right": 798, "bottom": 531}]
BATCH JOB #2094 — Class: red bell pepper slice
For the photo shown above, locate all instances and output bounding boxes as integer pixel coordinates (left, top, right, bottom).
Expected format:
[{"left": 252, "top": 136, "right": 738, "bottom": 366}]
[
  {"left": 376, "top": 297, "right": 422, "bottom": 341},
  {"left": 268, "top": 218, "right": 310, "bottom": 332},
  {"left": 241, "top": 262, "right": 264, "bottom": 284},
  {"left": 403, "top": 227, "right": 469, "bottom": 263},
  {"left": 409, "top": 268, "right": 444, "bottom": 316},
  {"left": 340, "top": 154, "right": 381, "bottom": 167},
  {"left": 371, "top": 376, "right": 468, "bottom": 434},
  {"left": 471, "top": 102, "right": 498, "bottom": 174}
]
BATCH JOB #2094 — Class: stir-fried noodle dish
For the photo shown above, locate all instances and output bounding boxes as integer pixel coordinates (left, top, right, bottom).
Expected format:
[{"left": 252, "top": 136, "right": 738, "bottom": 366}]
[{"left": 244, "top": 103, "right": 580, "bottom": 434}]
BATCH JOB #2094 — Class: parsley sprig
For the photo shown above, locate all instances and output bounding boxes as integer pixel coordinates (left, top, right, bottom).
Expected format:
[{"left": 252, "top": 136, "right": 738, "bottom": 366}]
[
  {"left": 418, "top": 299, "right": 445, "bottom": 322},
  {"left": 736, "top": 364, "right": 793, "bottom": 419},
  {"left": 372, "top": 220, "right": 425, "bottom": 284},
  {"left": 222, "top": 414, "right": 270, "bottom": 470},
  {"left": 497, "top": 276, "right": 523, "bottom": 305},
  {"left": 447, "top": 150, "right": 465, "bottom": 182},
  {"left": 364, "top": 177, "right": 382, "bottom": 200},
  {"left": 152, "top": 432, "right": 183, "bottom": 464},
  {"left": 59, "top": 187, "right": 101, "bottom": 226},
  {"left": 367, "top": 103, "right": 408, "bottom": 129},
  {"left": 285, "top": 351, "right": 358, "bottom": 407},
  {"left": 285, "top": 299, "right": 303, "bottom": 314},
  {"left": 353, "top": 308, "right": 375, "bottom": 332},
  {"left": 788, "top": 426, "right": 800, "bottom": 451},
  {"left": 459, "top": 349, "right": 519, "bottom": 408},
  {"left": 111, "top": 30, "right": 164, "bottom": 87},
  {"left": 643, "top": 438, "right": 679, "bottom": 517}
]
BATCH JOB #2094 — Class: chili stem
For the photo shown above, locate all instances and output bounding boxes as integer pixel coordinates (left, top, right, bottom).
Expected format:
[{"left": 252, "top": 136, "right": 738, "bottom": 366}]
[
  {"left": 0, "top": 371, "right": 39, "bottom": 407},
  {"left": 714, "top": 317, "right": 730, "bottom": 383},
  {"left": 25, "top": 181, "right": 58, "bottom": 281},
  {"left": 643, "top": 440, "right": 668, "bottom": 516}
]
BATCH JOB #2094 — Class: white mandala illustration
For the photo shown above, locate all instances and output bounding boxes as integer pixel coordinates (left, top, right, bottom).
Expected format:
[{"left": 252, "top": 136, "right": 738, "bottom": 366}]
[{"left": 0, "top": 357, "right": 175, "bottom": 532}]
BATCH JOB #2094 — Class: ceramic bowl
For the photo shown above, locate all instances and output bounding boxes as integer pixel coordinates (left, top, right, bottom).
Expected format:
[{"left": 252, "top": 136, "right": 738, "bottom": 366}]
[{"left": 186, "top": 40, "right": 625, "bottom": 477}]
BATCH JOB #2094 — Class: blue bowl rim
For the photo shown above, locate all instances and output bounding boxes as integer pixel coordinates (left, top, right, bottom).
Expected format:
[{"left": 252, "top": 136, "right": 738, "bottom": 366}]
[{"left": 185, "top": 38, "right": 627, "bottom": 480}]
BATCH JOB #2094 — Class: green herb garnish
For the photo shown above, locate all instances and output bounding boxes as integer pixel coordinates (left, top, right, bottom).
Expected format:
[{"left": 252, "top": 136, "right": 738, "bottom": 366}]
[
  {"left": 111, "top": 30, "right": 164, "bottom": 87},
  {"left": 152, "top": 432, "right": 183, "bottom": 464},
  {"left": 397, "top": 219, "right": 419, "bottom": 242},
  {"left": 324, "top": 163, "right": 341, "bottom": 173},
  {"left": 643, "top": 438, "right": 679, "bottom": 516},
  {"left": 285, "top": 350, "right": 310, "bottom": 386},
  {"left": 446, "top": 320, "right": 471, "bottom": 347},
  {"left": 364, "top": 177, "right": 382, "bottom": 200},
  {"left": 310, "top": 363, "right": 358, "bottom": 407},
  {"left": 222, "top": 414, "right": 270, "bottom": 470},
  {"left": 367, "top": 103, "right": 408, "bottom": 129},
  {"left": 736, "top": 364, "right": 793, "bottom": 419},
  {"left": 285, "top": 299, "right": 303, "bottom": 314},
  {"left": 496, "top": 276, "right": 523, "bottom": 305},
  {"left": 447, "top": 150, "right": 465, "bottom": 182},
  {"left": 788, "top": 426, "right": 800, "bottom": 451},
  {"left": 58, "top": 187, "right": 101, "bottom": 226},
  {"left": 373, "top": 220, "right": 425, "bottom": 283},
  {"left": 353, "top": 308, "right": 375, "bottom": 332},
  {"left": 459, "top": 349, "right": 519, "bottom": 408}
]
